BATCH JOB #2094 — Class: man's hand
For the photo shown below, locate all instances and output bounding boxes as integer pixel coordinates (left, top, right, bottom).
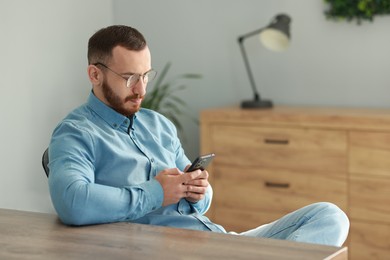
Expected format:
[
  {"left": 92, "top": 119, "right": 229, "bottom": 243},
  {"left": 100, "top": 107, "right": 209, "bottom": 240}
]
[
  {"left": 155, "top": 168, "right": 203, "bottom": 206},
  {"left": 183, "top": 165, "right": 210, "bottom": 203}
]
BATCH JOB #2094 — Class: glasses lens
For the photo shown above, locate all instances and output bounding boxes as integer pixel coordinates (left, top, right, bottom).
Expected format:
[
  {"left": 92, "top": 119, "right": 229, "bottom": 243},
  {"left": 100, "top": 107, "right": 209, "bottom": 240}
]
[
  {"left": 145, "top": 70, "right": 157, "bottom": 83},
  {"left": 127, "top": 75, "right": 139, "bottom": 88},
  {"left": 126, "top": 70, "right": 157, "bottom": 88}
]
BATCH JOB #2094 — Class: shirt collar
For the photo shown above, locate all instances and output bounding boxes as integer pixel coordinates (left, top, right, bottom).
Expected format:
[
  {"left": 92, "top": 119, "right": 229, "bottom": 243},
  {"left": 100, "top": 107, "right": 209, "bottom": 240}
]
[{"left": 86, "top": 91, "right": 136, "bottom": 130}]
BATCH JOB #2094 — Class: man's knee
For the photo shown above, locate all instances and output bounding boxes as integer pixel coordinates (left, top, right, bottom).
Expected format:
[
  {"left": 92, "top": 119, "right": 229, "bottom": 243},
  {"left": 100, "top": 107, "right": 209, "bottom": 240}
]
[
  {"left": 316, "top": 202, "right": 349, "bottom": 223},
  {"left": 313, "top": 202, "right": 350, "bottom": 245}
]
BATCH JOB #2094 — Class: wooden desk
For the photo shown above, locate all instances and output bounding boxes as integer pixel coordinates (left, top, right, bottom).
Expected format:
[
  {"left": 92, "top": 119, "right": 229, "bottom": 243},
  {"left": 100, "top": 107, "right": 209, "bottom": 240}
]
[{"left": 0, "top": 208, "right": 347, "bottom": 259}]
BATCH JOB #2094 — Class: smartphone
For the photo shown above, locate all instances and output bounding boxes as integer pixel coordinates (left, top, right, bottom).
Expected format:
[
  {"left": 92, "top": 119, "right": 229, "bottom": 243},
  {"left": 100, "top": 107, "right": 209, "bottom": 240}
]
[{"left": 186, "top": 153, "right": 216, "bottom": 172}]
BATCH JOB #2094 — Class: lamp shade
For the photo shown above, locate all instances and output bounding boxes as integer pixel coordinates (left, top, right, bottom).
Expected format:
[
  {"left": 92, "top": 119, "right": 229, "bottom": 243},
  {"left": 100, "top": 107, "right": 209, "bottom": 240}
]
[{"left": 259, "top": 14, "right": 291, "bottom": 52}]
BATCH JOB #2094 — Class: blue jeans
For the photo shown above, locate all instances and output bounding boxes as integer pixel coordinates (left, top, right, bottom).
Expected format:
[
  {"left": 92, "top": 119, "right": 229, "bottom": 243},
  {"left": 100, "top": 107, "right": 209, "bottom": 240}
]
[{"left": 234, "top": 202, "right": 349, "bottom": 247}]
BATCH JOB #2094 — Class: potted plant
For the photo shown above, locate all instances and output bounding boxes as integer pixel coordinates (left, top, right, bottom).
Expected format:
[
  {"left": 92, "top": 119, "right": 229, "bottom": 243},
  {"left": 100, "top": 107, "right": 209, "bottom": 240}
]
[
  {"left": 142, "top": 62, "right": 201, "bottom": 135},
  {"left": 324, "top": 0, "right": 390, "bottom": 24}
]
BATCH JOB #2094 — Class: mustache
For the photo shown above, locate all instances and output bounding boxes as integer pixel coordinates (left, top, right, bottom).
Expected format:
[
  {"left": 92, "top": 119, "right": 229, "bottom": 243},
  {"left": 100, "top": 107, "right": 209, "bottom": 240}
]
[{"left": 125, "top": 94, "right": 144, "bottom": 102}]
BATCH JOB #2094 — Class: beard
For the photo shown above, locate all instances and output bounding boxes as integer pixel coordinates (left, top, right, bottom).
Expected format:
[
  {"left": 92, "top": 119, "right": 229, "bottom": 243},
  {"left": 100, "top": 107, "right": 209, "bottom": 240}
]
[{"left": 101, "top": 79, "right": 143, "bottom": 116}]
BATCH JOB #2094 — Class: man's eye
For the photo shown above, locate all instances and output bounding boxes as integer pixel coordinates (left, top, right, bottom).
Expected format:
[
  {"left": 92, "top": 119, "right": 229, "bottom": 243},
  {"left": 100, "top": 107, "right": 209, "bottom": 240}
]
[{"left": 126, "top": 75, "right": 136, "bottom": 80}]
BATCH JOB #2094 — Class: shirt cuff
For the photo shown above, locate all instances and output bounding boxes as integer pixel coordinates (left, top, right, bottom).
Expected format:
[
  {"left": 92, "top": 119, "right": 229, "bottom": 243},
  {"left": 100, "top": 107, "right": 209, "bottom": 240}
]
[{"left": 139, "top": 178, "right": 164, "bottom": 210}]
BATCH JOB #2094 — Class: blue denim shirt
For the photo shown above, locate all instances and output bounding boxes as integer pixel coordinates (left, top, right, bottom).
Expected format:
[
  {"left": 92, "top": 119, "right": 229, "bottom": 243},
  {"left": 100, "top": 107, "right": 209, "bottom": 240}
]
[{"left": 48, "top": 92, "right": 225, "bottom": 233}]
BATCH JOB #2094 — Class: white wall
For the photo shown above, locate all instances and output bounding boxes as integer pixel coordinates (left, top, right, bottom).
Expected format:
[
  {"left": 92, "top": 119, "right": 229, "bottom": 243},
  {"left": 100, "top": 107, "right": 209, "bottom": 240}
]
[
  {"left": 114, "top": 0, "right": 390, "bottom": 161},
  {"left": 0, "top": 0, "right": 113, "bottom": 213},
  {"left": 1, "top": 0, "right": 390, "bottom": 213}
]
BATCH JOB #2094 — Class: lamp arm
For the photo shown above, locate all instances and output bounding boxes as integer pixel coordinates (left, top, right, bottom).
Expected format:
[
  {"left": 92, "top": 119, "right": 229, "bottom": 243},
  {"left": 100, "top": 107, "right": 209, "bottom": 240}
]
[
  {"left": 238, "top": 31, "right": 264, "bottom": 101},
  {"left": 239, "top": 27, "right": 265, "bottom": 40}
]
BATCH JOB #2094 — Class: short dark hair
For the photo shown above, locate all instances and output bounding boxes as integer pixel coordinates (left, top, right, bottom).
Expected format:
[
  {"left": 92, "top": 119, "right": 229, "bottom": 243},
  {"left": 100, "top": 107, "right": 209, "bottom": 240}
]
[{"left": 87, "top": 25, "right": 147, "bottom": 65}]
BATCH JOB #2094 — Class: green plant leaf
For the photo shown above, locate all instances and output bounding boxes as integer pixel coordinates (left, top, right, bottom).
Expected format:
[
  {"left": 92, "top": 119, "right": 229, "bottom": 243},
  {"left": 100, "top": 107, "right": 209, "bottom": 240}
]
[
  {"left": 142, "top": 62, "right": 202, "bottom": 138},
  {"left": 324, "top": 0, "right": 390, "bottom": 24}
]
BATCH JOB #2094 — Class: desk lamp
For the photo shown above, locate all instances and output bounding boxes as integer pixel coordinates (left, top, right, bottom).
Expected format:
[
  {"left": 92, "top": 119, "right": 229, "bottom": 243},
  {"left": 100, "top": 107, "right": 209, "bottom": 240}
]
[{"left": 238, "top": 14, "right": 291, "bottom": 109}]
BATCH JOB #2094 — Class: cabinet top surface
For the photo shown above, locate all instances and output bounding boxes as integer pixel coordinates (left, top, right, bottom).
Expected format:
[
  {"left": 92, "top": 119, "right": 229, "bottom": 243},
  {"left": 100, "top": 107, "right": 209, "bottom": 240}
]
[{"left": 201, "top": 106, "right": 390, "bottom": 131}]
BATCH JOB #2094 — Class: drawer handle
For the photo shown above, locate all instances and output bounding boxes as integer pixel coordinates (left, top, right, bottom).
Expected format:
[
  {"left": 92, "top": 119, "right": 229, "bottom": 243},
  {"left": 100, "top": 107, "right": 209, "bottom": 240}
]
[
  {"left": 265, "top": 182, "right": 290, "bottom": 189},
  {"left": 264, "top": 139, "right": 289, "bottom": 145}
]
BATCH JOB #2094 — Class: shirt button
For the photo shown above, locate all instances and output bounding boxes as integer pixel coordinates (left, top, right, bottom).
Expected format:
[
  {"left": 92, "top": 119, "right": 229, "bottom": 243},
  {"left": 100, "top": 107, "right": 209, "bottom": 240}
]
[
  {"left": 113, "top": 123, "right": 118, "bottom": 128},
  {"left": 151, "top": 158, "right": 154, "bottom": 163}
]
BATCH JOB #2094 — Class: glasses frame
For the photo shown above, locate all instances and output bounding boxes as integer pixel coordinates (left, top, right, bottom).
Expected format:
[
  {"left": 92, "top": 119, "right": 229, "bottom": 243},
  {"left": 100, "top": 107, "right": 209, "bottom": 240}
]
[{"left": 93, "top": 62, "right": 157, "bottom": 88}]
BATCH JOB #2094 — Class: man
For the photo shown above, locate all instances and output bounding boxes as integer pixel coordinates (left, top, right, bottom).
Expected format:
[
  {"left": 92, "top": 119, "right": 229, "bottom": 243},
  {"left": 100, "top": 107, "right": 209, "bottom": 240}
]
[{"left": 48, "top": 25, "right": 349, "bottom": 246}]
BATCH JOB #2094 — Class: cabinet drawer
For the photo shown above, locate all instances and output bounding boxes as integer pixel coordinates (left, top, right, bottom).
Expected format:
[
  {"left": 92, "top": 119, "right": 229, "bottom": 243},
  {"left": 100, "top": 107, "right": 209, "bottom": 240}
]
[
  {"left": 210, "top": 165, "right": 347, "bottom": 225},
  {"left": 350, "top": 175, "right": 390, "bottom": 223},
  {"left": 349, "top": 131, "right": 390, "bottom": 177},
  {"left": 211, "top": 125, "right": 347, "bottom": 173},
  {"left": 350, "top": 221, "right": 390, "bottom": 260}
]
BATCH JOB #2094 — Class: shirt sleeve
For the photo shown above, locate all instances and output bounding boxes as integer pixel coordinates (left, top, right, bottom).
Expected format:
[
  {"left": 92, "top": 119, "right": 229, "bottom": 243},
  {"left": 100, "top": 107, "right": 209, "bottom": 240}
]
[
  {"left": 48, "top": 121, "right": 164, "bottom": 226},
  {"left": 188, "top": 185, "right": 213, "bottom": 214}
]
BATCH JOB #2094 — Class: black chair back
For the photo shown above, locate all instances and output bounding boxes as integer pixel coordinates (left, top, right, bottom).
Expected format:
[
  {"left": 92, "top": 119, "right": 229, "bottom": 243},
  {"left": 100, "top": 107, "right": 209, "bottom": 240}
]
[{"left": 42, "top": 148, "right": 49, "bottom": 177}]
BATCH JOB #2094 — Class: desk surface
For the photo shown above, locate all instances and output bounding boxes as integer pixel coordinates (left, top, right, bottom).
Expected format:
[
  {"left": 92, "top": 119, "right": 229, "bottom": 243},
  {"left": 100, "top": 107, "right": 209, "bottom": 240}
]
[{"left": 0, "top": 208, "right": 347, "bottom": 259}]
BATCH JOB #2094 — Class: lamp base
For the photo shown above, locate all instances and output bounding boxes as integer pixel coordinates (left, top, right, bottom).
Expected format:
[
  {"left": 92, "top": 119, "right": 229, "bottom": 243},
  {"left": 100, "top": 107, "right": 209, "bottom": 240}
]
[{"left": 241, "top": 99, "right": 273, "bottom": 109}]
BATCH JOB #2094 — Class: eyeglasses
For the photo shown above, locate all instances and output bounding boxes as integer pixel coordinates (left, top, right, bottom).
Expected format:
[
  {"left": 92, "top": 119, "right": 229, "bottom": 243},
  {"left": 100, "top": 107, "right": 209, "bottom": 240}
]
[{"left": 94, "top": 62, "right": 157, "bottom": 88}]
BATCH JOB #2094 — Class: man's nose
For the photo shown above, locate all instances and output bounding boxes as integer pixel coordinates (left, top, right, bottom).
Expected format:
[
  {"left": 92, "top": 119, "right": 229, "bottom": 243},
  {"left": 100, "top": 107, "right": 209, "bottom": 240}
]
[{"left": 132, "top": 80, "right": 146, "bottom": 97}]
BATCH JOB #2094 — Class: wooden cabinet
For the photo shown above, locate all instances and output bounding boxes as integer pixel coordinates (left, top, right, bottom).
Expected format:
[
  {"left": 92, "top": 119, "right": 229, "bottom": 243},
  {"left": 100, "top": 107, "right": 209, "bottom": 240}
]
[
  {"left": 349, "top": 131, "right": 390, "bottom": 259},
  {"left": 200, "top": 107, "right": 390, "bottom": 260}
]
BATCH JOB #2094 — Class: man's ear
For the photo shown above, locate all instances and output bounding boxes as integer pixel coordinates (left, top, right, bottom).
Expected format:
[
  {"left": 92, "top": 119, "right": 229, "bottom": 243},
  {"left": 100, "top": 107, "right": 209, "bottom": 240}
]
[{"left": 87, "top": 64, "right": 102, "bottom": 85}]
